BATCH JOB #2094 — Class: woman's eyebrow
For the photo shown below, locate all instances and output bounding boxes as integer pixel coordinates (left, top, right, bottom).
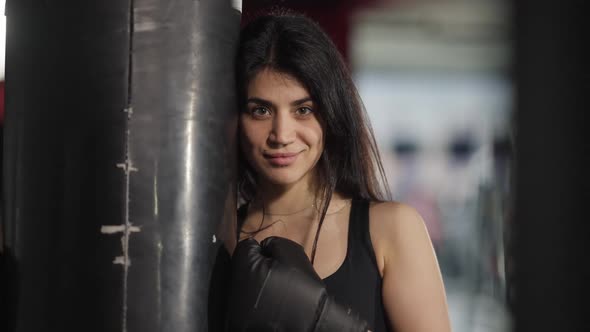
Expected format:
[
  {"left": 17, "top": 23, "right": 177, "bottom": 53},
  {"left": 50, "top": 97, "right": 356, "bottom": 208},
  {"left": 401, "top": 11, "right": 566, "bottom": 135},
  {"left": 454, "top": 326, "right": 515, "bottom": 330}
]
[
  {"left": 291, "top": 97, "right": 313, "bottom": 106},
  {"left": 246, "top": 97, "right": 274, "bottom": 107},
  {"left": 246, "top": 97, "right": 313, "bottom": 107}
]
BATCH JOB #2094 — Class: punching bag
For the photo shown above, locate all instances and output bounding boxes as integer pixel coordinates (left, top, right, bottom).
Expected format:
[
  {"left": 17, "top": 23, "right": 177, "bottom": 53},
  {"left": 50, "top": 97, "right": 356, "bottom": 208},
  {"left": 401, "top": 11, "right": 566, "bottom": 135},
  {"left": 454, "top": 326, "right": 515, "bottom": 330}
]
[{"left": 2, "top": 1, "right": 240, "bottom": 331}]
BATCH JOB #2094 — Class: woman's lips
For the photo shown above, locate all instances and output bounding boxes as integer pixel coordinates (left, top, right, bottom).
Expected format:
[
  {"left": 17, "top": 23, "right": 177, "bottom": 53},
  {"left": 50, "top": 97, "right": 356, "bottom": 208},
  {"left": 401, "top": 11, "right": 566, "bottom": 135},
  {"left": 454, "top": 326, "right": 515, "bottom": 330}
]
[{"left": 264, "top": 152, "right": 300, "bottom": 166}]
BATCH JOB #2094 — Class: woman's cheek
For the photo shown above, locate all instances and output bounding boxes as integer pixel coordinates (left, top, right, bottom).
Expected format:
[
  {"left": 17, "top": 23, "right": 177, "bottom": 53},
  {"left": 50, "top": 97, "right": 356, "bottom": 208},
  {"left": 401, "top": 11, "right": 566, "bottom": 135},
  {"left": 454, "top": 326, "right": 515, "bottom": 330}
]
[{"left": 239, "top": 124, "right": 263, "bottom": 166}]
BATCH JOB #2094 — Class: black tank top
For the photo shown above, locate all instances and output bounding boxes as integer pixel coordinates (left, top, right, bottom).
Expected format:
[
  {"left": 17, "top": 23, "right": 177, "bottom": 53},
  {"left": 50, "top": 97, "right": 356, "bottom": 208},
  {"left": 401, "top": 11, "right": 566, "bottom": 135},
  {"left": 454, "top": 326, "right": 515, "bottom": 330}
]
[
  {"left": 236, "top": 199, "right": 392, "bottom": 332},
  {"left": 323, "top": 199, "right": 392, "bottom": 332}
]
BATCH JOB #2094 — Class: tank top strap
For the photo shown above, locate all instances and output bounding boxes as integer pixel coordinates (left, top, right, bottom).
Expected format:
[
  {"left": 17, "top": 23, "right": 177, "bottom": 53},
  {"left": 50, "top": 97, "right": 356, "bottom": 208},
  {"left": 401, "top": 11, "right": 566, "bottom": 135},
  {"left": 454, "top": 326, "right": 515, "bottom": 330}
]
[{"left": 348, "top": 199, "right": 379, "bottom": 270}]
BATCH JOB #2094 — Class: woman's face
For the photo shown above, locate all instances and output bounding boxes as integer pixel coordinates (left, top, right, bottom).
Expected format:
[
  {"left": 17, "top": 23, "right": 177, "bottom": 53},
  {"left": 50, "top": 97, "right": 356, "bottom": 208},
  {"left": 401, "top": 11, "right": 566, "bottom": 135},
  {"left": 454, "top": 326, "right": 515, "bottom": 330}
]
[{"left": 240, "top": 68, "right": 324, "bottom": 187}]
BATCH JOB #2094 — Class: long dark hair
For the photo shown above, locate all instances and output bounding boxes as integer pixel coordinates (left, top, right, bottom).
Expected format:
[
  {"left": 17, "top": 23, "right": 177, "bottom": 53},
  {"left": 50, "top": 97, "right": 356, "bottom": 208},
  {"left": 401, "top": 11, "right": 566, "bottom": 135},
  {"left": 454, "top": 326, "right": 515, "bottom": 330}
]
[{"left": 236, "top": 12, "right": 391, "bottom": 262}]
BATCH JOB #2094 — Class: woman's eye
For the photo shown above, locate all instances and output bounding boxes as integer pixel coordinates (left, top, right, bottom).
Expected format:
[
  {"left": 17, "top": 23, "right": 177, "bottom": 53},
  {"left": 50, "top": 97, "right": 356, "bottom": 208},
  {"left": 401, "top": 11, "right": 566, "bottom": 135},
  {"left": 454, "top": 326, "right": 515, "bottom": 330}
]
[
  {"left": 296, "top": 107, "right": 314, "bottom": 116},
  {"left": 250, "top": 107, "right": 271, "bottom": 117}
]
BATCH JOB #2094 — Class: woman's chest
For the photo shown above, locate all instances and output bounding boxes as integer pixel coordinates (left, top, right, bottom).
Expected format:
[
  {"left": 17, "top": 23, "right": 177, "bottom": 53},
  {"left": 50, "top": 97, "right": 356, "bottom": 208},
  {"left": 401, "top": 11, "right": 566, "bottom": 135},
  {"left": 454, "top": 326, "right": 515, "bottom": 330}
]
[{"left": 240, "top": 208, "right": 350, "bottom": 279}]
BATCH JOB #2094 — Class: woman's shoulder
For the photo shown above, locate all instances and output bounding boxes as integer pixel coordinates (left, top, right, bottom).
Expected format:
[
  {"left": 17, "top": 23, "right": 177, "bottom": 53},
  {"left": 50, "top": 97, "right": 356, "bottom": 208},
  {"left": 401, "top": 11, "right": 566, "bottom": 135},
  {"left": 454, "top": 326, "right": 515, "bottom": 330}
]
[
  {"left": 368, "top": 200, "right": 424, "bottom": 227},
  {"left": 367, "top": 200, "right": 432, "bottom": 275}
]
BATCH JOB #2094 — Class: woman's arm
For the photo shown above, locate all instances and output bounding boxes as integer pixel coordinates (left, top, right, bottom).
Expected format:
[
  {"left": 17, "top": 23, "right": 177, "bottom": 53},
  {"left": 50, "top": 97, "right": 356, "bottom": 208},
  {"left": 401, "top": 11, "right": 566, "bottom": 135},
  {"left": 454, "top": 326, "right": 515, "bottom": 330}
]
[{"left": 371, "top": 202, "right": 452, "bottom": 332}]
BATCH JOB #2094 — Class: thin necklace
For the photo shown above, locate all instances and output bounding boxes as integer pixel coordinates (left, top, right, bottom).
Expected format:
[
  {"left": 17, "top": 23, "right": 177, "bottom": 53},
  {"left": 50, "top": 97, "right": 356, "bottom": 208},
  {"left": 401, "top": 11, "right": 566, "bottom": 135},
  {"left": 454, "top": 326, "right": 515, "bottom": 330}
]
[
  {"left": 324, "top": 199, "right": 352, "bottom": 215},
  {"left": 240, "top": 200, "right": 316, "bottom": 237},
  {"left": 263, "top": 201, "right": 317, "bottom": 216},
  {"left": 262, "top": 198, "right": 351, "bottom": 216}
]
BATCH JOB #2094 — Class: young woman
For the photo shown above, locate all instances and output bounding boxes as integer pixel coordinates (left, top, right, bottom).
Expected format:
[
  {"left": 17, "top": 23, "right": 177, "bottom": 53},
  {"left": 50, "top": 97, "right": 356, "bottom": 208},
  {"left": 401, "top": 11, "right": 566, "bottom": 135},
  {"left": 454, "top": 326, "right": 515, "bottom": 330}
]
[{"left": 223, "top": 12, "right": 451, "bottom": 332}]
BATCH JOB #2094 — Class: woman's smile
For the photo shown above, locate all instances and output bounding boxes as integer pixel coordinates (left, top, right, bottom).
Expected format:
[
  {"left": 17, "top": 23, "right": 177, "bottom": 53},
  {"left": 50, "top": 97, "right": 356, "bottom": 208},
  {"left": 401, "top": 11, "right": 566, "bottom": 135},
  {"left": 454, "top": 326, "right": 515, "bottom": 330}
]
[{"left": 264, "top": 151, "right": 301, "bottom": 167}]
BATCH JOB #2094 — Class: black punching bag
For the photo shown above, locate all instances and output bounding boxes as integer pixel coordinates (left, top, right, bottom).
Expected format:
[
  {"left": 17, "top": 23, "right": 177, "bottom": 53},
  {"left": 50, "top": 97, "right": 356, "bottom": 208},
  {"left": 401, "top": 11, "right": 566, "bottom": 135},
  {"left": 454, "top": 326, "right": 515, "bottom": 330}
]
[{"left": 2, "top": 0, "right": 240, "bottom": 331}]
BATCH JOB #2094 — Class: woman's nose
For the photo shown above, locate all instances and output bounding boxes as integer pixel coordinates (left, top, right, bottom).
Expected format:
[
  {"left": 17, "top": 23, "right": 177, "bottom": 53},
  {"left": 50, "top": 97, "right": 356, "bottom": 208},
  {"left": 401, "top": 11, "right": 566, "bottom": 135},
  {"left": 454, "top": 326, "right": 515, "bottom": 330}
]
[{"left": 268, "top": 112, "right": 295, "bottom": 146}]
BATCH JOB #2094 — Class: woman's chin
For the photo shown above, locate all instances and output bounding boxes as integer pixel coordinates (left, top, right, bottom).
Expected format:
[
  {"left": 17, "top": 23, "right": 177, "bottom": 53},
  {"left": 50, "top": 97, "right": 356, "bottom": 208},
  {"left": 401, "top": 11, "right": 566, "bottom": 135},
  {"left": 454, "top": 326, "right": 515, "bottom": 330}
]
[{"left": 259, "top": 170, "right": 306, "bottom": 187}]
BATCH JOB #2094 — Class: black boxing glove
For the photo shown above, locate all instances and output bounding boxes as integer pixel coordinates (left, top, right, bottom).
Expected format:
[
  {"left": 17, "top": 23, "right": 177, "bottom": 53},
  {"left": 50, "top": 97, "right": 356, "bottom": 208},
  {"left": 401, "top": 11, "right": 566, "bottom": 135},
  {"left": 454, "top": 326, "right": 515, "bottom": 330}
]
[{"left": 227, "top": 236, "right": 369, "bottom": 332}]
